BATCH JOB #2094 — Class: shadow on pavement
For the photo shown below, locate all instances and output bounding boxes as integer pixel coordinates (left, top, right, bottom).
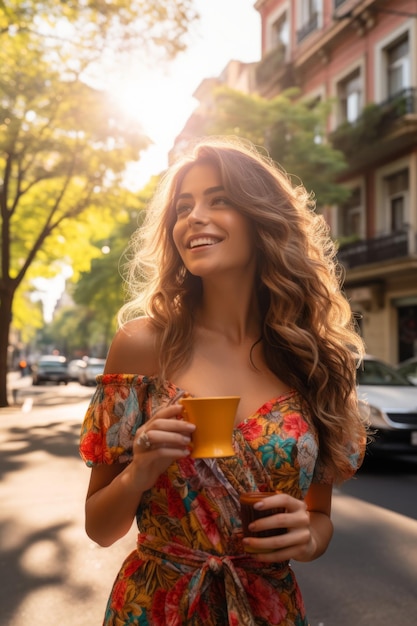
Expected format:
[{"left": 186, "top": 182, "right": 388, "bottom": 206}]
[
  {"left": 0, "top": 389, "right": 117, "bottom": 626},
  {"left": 0, "top": 519, "right": 97, "bottom": 626},
  {"left": 10, "top": 384, "right": 95, "bottom": 408},
  {"left": 0, "top": 419, "right": 82, "bottom": 481}
]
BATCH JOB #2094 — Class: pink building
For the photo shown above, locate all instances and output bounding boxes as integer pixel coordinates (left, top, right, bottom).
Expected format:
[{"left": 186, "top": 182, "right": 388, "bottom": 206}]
[{"left": 257, "top": 0, "right": 417, "bottom": 364}]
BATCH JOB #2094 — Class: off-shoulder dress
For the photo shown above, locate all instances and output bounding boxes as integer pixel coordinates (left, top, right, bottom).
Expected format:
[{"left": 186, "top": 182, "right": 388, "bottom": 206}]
[{"left": 80, "top": 374, "right": 362, "bottom": 626}]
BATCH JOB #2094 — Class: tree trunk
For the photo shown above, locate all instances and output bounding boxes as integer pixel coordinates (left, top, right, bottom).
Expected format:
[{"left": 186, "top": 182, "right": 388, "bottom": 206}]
[{"left": 0, "top": 287, "right": 14, "bottom": 407}]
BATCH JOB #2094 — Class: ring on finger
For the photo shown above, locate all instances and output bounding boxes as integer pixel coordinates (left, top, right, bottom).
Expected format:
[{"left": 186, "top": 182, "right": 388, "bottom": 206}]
[{"left": 138, "top": 431, "right": 152, "bottom": 450}]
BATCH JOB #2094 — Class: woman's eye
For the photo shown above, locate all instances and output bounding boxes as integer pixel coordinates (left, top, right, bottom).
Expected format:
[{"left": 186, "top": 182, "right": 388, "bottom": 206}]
[
  {"left": 211, "top": 196, "right": 231, "bottom": 207},
  {"left": 175, "top": 203, "right": 191, "bottom": 216}
]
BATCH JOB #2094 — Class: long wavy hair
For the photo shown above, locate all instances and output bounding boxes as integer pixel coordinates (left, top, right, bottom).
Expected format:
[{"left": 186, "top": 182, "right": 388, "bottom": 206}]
[{"left": 119, "top": 136, "right": 367, "bottom": 483}]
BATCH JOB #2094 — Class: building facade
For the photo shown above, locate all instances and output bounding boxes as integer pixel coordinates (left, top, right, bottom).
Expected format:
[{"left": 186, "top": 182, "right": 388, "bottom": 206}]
[
  {"left": 257, "top": 0, "right": 417, "bottom": 364},
  {"left": 174, "top": 0, "right": 417, "bottom": 364}
]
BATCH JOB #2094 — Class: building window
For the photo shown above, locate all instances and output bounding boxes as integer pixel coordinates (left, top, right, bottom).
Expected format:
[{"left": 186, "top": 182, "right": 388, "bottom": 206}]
[
  {"left": 385, "top": 169, "right": 409, "bottom": 232},
  {"left": 337, "top": 69, "right": 362, "bottom": 123},
  {"left": 297, "top": 0, "right": 320, "bottom": 43},
  {"left": 387, "top": 36, "right": 410, "bottom": 96},
  {"left": 300, "top": 0, "right": 318, "bottom": 24},
  {"left": 339, "top": 187, "right": 363, "bottom": 238}
]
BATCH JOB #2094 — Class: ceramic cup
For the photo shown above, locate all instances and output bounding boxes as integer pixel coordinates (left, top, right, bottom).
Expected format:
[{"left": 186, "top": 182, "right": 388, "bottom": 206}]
[
  {"left": 239, "top": 491, "right": 286, "bottom": 553},
  {"left": 179, "top": 396, "right": 240, "bottom": 458}
]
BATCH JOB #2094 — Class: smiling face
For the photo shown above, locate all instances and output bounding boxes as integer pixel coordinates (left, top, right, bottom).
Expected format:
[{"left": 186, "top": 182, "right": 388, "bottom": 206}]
[{"left": 172, "top": 162, "right": 256, "bottom": 281}]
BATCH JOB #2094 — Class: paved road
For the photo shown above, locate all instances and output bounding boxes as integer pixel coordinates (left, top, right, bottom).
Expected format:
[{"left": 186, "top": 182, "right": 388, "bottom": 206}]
[
  {"left": 0, "top": 379, "right": 137, "bottom": 626},
  {"left": 1, "top": 378, "right": 417, "bottom": 625}
]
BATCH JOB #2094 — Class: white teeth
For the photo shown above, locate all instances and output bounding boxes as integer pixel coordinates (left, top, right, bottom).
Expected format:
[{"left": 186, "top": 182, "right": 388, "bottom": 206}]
[{"left": 189, "top": 237, "right": 219, "bottom": 249}]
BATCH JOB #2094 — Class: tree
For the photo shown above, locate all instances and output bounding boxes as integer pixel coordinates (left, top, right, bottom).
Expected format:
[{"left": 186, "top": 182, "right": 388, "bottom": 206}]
[
  {"left": 198, "top": 86, "right": 350, "bottom": 206},
  {"left": 0, "top": 0, "right": 198, "bottom": 406}
]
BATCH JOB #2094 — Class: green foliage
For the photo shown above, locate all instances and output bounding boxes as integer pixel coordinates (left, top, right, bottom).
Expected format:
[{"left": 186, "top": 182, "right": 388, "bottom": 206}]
[
  {"left": 46, "top": 181, "right": 156, "bottom": 357},
  {"left": 0, "top": 0, "right": 197, "bottom": 406},
  {"left": 0, "top": 0, "right": 198, "bottom": 63},
  {"left": 12, "top": 282, "right": 44, "bottom": 343},
  {"left": 0, "top": 37, "right": 150, "bottom": 283},
  {"left": 198, "top": 86, "right": 350, "bottom": 207},
  {"left": 46, "top": 305, "right": 104, "bottom": 358}
]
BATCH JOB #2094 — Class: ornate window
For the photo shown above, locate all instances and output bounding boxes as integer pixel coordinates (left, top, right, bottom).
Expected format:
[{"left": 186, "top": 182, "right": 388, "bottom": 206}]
[
  {"left": 385, "top": 169, "right": 409, "bottom": 232},
  {"left": 339, "top": 187, "right": 363, "bottom": 238},
  {"left": 337, "top": 68, "right": 362, "bottom": 123},
  {"left": 297, "top": 0, "right": 321, "bottom": 43},
  {"left": 387, "top": 36, "right": 410, "bottom": 96}
]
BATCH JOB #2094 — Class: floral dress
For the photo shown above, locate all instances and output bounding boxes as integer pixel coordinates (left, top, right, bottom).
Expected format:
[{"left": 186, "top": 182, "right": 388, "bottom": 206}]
[{"left": 79, "top": 374, "right": 362, "bottom": 626}]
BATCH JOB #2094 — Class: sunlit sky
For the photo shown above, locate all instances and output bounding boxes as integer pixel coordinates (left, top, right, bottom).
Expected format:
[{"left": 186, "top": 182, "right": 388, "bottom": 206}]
[{"left": 109, "top": 0, "right": 261, "bottom": 188}]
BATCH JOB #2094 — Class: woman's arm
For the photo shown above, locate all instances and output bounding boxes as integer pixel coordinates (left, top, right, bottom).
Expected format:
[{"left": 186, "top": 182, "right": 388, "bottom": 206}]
[
  {"left": 83, "top": 319, "right": 195, "bottom": 547},
  {"left": 300, "top": 482, "right": 334, "bottom": 560},
  {"left": 84, "top": 400, "right": 195, "bottom": 546},
  {"left": 85, "top": 462, "right": 144, "bottom": 547}
]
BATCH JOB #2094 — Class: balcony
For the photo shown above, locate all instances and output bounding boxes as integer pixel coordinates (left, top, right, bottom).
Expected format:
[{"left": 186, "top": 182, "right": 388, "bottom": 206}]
[
  {"left": 337, "top": 230, "right": 409, "bottom": 269},
  {"left": 255, "top": 45, "right": 294, "bottom": 95},
  {"left": 256, "top": 45, "right": 285, "bottom": 84},
  {"left": 381, "top": 87, "right": 417, "bottom": 119},
  {"left": 330, "top": 88, "right": 417, "bottom": 171}
]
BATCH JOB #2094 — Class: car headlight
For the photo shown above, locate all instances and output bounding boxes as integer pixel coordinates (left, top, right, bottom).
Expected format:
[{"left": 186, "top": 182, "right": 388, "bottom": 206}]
[{"left": 367, "top": 404, "right": 390, "bottom": 428}]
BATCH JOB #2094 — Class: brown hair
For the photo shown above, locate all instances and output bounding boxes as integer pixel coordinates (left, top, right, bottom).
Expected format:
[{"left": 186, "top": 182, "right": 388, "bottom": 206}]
[{"left": 120, "top": 136, "right": 367, "bottom": 483}]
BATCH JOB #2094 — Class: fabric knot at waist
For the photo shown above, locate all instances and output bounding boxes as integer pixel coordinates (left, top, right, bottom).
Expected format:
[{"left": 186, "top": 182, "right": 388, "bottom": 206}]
[
  {"left": 206, "top": 555, "right": 223, "bottom": 574},
  {"left": 136, "top": 532, "right": 290, "bottom": 625}
]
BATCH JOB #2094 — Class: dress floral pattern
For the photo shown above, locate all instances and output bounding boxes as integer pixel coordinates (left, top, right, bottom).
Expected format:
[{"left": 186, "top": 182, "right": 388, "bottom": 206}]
[{"left": 80, "top": 374, "right": 362, "bottom": 626}]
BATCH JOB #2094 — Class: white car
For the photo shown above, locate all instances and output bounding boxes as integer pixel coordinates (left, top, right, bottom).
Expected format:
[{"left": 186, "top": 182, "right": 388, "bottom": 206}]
[
  {"left": 67, "top": 359, "right": 87, "bottom": 382},
  {"left": 79, "top": 358, "right": 106, "bottom": 386},
  {"left": 357, "top": 355, "right": 417, "bottom": 454}
]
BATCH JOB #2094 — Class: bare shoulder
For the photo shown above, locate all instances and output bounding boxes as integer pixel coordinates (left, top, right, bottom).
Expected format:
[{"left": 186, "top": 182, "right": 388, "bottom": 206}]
[{"left": 104, "top": 317, "right": 158, "bottom": 376}]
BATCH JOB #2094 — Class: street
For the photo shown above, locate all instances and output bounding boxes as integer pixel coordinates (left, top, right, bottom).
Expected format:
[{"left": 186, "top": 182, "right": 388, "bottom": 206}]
[
  {"left": 0, "top": 378, "right": 137, "bottom": 626},
  {"left": 1, "top": 379, "right": 417, "bottom": 625},
  {"left": 294, "top": 452, "right": 417, "bottom": 624}
]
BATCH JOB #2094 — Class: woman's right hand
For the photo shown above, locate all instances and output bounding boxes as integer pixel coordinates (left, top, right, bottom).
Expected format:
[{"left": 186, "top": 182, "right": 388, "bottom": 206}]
[
  {"left": 130, "top": 402, "right": 196, "bottom": 492},
  {"left": 85, "top": 401, "right": 195, "bottom": 547}
]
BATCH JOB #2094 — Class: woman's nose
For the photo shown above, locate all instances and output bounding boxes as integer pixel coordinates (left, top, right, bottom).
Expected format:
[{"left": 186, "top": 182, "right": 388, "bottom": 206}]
[{"left": 187, "top": 203, "right": 208, "bottom": 225}]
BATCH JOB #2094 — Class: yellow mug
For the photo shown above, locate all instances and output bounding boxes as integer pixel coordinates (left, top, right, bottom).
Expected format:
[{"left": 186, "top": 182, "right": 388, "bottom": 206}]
[{"left": 180, "top": 396, "right": 240, "bottom": 458}]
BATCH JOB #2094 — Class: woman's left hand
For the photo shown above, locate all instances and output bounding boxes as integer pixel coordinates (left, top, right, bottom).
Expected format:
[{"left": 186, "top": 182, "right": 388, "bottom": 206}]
[{"left": 242, "top": 488, "right": 333, "bottom": 563}]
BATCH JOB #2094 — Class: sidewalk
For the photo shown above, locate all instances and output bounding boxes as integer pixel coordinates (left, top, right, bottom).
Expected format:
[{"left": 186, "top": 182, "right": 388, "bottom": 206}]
[
  {"left": 4, "top": 371, "right": 32, "bottom": 410},
  {"left": 0, "top": 390, "right": 137, "bottom": 626}
]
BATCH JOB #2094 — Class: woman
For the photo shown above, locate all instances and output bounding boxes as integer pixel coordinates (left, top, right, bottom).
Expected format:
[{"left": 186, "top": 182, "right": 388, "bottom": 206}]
[{"left": 80, "top": 136, "right": 367, "bottom": 625}]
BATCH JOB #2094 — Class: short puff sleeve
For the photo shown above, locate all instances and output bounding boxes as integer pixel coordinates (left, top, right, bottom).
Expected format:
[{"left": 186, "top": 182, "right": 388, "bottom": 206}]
[
  {"left": 79, "top": 374, "right": 177, "bottom": 467},
  {"left": 312, "top": 436, "right": 366, "bottom": 486}
]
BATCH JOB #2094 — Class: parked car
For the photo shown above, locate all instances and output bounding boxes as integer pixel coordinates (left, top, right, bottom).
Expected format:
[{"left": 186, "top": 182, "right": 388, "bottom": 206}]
[
  {"left": 396, "top": 356, "right": 417, "bottom": 386},
  {"left": 32, "top": 355, "right": 70, "bottom": 385},
  {"left": 67, "top": 359, "right": 87, "bottom": 382},
  {"left": 79, "top": 358, "right": 106, "bottom": 386},
  {"left": 357, "top": 355, "right": 417, "bottom": 454}
]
